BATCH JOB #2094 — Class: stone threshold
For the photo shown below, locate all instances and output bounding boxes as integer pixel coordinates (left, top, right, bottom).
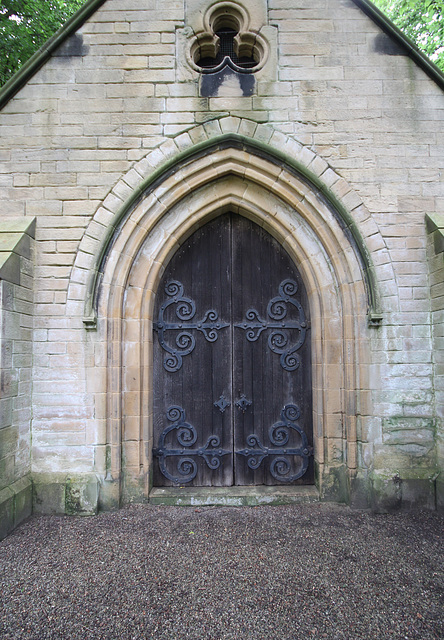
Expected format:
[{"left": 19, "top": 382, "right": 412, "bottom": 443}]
[{"left": 149, "top": 485, "right": 319, "bottom": 507}]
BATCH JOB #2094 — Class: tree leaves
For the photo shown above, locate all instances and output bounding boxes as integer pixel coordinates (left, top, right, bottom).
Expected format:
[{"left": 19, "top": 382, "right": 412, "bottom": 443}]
[
  {"left": 0, "top": 0, "right": 84, "bottom": 85},
  {"left": 372, "top": 0, "right": 444, "bottom": 71}
]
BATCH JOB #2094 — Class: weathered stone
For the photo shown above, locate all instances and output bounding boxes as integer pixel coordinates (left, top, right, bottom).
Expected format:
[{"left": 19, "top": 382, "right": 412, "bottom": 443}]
[
  {"left": 32, "top": 475, "right": 66, "bottom": 515},
  {"left": 0, "top": 476, "right": 32, "bottom": 540},
  {"left": 65, "top": 476, "right": 99, "bottom": 516},
  {"left": 382, "top": 417, "right": 435, "bottom": 449},
  {"left": 371, "top": 472, "right": 403, "bottom": 513}
]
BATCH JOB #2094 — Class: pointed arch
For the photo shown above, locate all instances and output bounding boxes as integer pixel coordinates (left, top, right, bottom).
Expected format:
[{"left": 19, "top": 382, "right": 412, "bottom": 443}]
[
  {"left": 67, "top": 119, "right": 384, "bottom": 507},
  {"left": 71, "top": 123, "right": 384, "bottom": 329}
]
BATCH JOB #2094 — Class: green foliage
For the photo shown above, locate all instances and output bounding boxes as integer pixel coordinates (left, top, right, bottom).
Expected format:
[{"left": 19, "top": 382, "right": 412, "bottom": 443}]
[
  {"left": 372, "top": 0, "right": 444, "bottom": 72},
  {"left": 0, "top": 0, "right": 85, "bottom": 86}
]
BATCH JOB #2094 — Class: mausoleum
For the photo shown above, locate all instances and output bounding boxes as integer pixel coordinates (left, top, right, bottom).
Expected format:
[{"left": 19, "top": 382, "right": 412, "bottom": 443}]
[{"left": 1, "top": 0, "right": 443, "bottom": 538}]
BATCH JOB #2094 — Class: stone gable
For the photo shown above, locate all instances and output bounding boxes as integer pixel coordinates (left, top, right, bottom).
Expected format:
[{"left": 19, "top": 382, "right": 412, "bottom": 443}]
[{"left": 0, "top": 0, "right": 443, "bottom": 535}]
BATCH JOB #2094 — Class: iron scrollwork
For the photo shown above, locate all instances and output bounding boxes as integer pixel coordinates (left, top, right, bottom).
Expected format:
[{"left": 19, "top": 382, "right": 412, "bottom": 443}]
[
  {"left": 237, "top": 404, "right": 313, "bottom": 482},
  {"left": 153, "top": 406, "right": 230, "bottom": 484},
  {"left": 235, "top": 279, "right": 307, "bottom": 371},
  {"left": 154, "top": 280, "right": 229, "bottom": 372}
]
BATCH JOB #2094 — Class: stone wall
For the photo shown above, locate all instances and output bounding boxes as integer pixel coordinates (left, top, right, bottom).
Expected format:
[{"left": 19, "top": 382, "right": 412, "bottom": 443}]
[
  {"left": 426, "top": 213, "right": 444, "bottom": 511},
  {"left": 0, "top": 0, "right": 442, "bottom": 518},
  {"left": 0, "top": 219, "right": 35, "bottom": 539}
]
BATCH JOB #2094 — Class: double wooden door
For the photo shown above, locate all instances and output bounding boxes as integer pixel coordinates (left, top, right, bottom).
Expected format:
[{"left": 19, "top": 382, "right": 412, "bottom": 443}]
[{"left": 153, "top": 213, "right": 313, "bottom": 487}]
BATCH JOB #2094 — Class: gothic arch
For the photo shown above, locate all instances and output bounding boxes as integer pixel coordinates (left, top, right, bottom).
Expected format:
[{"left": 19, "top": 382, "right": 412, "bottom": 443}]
[
  {"left": 69, "top": 121, "right": 388, "bottom": 327},
  {"left": 69, "top": 120, "right": 386, "bottom": 506}
]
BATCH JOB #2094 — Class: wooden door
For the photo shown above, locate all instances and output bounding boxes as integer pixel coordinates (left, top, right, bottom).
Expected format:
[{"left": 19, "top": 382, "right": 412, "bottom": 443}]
[{"left": 153, "top": 214, "right": 313, "bottom": 487}]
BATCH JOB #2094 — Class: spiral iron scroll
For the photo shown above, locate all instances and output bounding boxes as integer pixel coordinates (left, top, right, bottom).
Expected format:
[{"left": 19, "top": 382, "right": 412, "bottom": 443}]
[
  {"left": 236, "top": 404, "right": 313, "bottom": 482},
  {"left": 153, "top": 405, "right": 230, "bottom": 484},
  {"left": 234, "top": 279, "right": 307, "bottom": 371},
  {"left": 154, "top": 281, "right": 229, "bottom": 372}
]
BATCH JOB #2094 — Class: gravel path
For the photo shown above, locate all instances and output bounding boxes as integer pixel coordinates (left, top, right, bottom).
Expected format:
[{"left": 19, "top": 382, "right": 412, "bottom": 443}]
[{"left": 0, "top": 503, "right": 443, "bottom": 639}]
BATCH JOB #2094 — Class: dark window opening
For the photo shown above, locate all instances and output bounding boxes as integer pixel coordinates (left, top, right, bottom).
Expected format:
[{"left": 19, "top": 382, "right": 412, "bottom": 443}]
[{"left": 197, "top": 28, "right": 256, "bottom": 70}]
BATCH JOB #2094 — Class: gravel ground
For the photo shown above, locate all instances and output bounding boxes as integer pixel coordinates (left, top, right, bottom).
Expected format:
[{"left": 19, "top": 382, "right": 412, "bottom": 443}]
[{"left": 0, "top": 503, "right": 443, "bottom": 640}]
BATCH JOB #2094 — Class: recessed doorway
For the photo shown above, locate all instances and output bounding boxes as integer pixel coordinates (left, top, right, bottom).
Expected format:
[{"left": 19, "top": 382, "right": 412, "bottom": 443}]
[{"left": 152, "top": 213, "right": 313, "bottom": 487}]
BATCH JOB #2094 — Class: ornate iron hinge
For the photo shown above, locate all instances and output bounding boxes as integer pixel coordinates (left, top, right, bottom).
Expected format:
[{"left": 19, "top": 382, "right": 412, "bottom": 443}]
[
  {"left": 154, "top": 280, "right": 229, "bottom": 372},
  {"left": 236, "top": 404, "right": 313, "bottom": 482},
  {"left": 153, "top": 405, "right": 230, "bottom": 484},
  {"left": 235, "top": 279, "right": 307, "bottom": 371}
]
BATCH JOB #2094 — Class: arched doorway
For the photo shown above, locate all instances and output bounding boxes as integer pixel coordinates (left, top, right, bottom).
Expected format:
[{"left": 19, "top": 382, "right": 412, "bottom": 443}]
[
  {"left": 152, "top": 213, "right": 313, "bottom": 487},
  {"left": 82, "top": 137, "right": 376, "bottom": 507}
]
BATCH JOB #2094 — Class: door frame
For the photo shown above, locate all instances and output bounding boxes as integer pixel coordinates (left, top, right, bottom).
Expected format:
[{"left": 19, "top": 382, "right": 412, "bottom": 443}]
[{"left": 88, "top": 142, "right": 374, "bottom": 508}]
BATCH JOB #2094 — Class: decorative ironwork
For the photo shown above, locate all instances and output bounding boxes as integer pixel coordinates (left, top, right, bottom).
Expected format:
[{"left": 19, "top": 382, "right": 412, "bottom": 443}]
[
  {"left": 236, "top": 404, "right": 313, "bottom": 482},
  {"left": 235, "top": 394, "right": 252, "bottom": 413},
  {"left": 235, "top": 279, "right": 307, "bottom": 371},
  {"left": 214, "top": 394, "right": 231, "bottom": 414},
  {"left": 153, "top": 405, "right": 230, "bottom": 484},
  {"left": 154, "top": 280, "right": 229, "bottom": 372}
]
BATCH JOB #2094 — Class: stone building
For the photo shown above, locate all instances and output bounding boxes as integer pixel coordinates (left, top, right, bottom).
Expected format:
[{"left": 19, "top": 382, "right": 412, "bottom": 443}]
[{"left": 0, "top": 0, "right": 443, "bottom": 539}]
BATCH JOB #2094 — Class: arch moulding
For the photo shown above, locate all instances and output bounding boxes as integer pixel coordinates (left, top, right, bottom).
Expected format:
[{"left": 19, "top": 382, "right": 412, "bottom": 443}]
[{"left": 70, "top": 119, "right": 381, "bottom": 508}]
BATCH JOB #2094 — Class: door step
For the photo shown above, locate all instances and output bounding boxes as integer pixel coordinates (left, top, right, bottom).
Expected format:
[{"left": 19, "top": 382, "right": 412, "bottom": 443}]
[{"left": 149, "top": 485, "right": 319, "bottom": 507}]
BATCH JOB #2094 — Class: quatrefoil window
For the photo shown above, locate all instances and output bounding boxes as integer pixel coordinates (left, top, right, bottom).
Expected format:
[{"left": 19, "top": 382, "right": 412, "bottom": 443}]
[
  {"left": 197, "top": 27, "right": 257, "bottom": 72},
  {"left": 189, "top": 3, "right": 268, "bottom": 76}
]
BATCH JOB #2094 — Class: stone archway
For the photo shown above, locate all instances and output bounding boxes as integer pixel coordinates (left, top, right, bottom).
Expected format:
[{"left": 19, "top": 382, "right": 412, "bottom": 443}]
[
  {"left": 70, "top": 126, "right": 381, "bottom": 508},
  {"left": 91, "top": 155, "right": 371, "bottom": 506}
]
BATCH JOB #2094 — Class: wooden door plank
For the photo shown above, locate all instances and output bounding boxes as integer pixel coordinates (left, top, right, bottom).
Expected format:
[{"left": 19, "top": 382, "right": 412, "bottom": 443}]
[
  {"left": 153, "top": 215, "right": 233, "bottom": 486},
  {"left": 153, "top": 212, "right": 313, "bottom": 488},
  {"left": 231, "top": 214, "right": 313, "bottom": 485}
]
